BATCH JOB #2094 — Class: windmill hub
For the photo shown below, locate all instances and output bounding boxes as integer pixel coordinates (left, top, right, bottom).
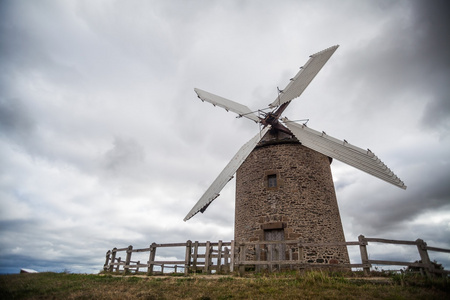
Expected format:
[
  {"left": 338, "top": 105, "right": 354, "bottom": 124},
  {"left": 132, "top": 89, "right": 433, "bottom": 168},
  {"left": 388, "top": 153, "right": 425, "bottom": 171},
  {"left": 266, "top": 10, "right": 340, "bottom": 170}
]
[
  {"left": 260, "top": 111, "right": 279, "bottom": 126},
  {"left": 260, "top": 111, "right": 293, "bottom": 136}
]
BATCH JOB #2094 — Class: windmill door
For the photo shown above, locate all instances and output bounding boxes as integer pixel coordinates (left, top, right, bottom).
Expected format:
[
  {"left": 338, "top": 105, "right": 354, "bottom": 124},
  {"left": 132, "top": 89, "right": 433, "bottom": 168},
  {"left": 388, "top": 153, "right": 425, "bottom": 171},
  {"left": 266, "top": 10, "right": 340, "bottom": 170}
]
[{"left": 264, "top": 229, "right": 285, "bottom": 261}]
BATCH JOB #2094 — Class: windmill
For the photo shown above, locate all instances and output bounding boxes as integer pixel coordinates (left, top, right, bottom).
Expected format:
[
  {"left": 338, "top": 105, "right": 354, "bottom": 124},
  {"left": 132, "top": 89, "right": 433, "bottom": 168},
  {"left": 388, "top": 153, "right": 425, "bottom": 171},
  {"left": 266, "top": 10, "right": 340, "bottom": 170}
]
[{"left": 184, "top": 45, "right": 406, "bottom": 265}]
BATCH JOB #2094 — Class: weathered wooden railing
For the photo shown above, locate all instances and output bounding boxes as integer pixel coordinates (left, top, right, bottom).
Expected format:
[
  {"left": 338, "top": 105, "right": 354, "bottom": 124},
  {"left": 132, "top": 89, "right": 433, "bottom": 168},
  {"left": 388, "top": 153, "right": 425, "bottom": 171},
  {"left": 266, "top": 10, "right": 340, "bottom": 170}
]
[
  {"left": 104, "top": 235, "right": 449, "bottom": 277},
  {"left": 236, "top": 239, "right": 361, "bottom": 275},
  {"left": 104, "top": 240, "right": 233, "bottom": 275},
  {"left": 358, "top": 235, "right": 450, "bottom": 277}
]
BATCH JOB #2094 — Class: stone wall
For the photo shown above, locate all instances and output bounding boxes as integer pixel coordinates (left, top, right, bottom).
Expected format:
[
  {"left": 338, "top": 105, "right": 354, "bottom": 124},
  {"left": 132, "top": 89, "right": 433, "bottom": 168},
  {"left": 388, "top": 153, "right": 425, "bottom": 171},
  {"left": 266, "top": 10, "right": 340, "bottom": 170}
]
[{"left": 234, "top": 130, "right": 349, "bottom": 264}]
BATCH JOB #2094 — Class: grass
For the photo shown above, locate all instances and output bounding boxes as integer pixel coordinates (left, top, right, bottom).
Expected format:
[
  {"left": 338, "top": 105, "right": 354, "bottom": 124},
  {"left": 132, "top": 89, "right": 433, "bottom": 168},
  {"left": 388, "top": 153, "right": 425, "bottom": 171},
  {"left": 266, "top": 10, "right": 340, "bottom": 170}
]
[{"left": 0, "top": 271, "right": 448, "bottom": 299}]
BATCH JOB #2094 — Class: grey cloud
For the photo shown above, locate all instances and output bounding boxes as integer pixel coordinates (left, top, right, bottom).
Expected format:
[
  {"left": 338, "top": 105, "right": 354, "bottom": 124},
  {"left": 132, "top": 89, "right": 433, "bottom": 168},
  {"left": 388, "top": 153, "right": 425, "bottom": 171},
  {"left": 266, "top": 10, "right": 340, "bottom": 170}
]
[
  {"left": 410, "top": 0, "right": 450, "bottom": 69},
  {"left": 0, "top": 4, "right": 84, "bottom": 90},
  {"left": 410, "top": 0, "right": 450, "bottom": 135},
  {"left": 0, "top": 98, "right": 35, "bottom": 142},
  {"left": 102, "top": 137, "right": 145, "bottom": 174},
  {"left": 343, "top": 167, "right": 450, "bottom": 235}
]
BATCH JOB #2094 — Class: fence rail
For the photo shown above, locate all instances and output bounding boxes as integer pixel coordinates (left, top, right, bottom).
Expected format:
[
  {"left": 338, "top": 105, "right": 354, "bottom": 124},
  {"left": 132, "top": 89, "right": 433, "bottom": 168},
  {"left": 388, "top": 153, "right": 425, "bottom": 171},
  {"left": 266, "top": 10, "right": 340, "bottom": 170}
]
[{"left": 103, "top": 235, "right": 449, "bottom": 277}]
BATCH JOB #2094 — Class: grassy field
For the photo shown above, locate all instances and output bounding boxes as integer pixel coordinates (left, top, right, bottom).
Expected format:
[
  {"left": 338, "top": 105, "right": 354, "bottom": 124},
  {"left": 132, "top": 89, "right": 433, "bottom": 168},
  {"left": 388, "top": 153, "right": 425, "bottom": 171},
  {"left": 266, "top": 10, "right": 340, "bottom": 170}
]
[{"left": 0, "top": 271, "right": 449, "bottom": 299}]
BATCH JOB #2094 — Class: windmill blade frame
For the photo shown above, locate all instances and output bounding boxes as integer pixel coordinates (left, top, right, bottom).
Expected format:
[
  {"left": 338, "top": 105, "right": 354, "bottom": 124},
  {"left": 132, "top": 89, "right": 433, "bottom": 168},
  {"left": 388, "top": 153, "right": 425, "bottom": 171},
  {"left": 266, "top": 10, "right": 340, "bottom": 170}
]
[
  {"left": 283, "top": 118, "right": 406, "bottom": 189},
  {"left": 194, "top": 88, "right": 260, "bottom": 123},
  {"left": 184, "top": 126, "right": 271, "bottom": 221},
  {"left": 269, "top": 45, "right": 339, "bottom": 108}
]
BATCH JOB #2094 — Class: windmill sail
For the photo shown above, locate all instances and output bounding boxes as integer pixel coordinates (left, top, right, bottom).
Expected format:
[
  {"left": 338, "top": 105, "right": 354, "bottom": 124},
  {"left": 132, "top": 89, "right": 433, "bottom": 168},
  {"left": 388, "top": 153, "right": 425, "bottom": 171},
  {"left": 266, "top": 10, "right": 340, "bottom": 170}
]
[
  {"left": 185, "top": 45, "right": 406, "bottom": 222},
  {"left": 269, "top": 45, "right": 339, "bottom": 108},
  {"left": 194, "top": 88, "right": 260, "bottom": 123},
  {"left": 283, "top": 119, "right": 406, "bottom": 189},
  {"left": 184, "top": 127, "right": 270, "bottom": 221}
]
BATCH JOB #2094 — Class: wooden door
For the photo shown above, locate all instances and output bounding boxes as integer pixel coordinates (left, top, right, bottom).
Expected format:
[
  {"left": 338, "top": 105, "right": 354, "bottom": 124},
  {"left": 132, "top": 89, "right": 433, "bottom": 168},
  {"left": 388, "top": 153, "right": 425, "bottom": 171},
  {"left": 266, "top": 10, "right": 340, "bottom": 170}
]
[{"left": 264, "top": 229, "right": 285, "bottom": 261}]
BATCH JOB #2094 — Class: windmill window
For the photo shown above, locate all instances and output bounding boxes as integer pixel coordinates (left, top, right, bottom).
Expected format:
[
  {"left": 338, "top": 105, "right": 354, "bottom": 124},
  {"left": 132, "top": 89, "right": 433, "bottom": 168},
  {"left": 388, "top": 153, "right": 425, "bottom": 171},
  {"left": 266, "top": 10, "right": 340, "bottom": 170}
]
[{"left": 268, "top": 174, "right": 277, "bottom": 188}]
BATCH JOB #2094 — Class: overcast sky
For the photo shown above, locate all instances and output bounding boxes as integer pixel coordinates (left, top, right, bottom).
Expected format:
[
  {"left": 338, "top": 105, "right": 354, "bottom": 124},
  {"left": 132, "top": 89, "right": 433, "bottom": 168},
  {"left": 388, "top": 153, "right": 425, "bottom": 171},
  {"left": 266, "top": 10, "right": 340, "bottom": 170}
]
[{"left": 1, "top": 0, "right": 449, "bottom": 274}]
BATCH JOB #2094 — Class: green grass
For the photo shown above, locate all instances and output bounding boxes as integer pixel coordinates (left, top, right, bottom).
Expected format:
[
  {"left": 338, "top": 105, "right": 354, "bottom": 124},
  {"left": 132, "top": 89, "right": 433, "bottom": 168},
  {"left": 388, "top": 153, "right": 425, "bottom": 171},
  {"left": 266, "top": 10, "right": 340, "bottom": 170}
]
[{"left": 0, "top": 271, "right": 448, "bottom": 299}]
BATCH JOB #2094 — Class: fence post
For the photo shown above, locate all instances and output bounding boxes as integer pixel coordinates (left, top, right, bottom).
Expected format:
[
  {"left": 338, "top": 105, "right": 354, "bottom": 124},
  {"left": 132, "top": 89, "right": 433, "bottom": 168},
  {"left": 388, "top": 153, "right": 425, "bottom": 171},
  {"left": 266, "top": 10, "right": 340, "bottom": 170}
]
[
  {"left": 239, "top": 243, "right": 246, "bottom": 276},
  {"left": 104, "top": 250, "right": 111, "bottom": 272},
  {"left": 268, "top": 244, "right": 273, "bottom": 272},
  {"left": 217, "top": 240, "right": 223, "bottom": 273},
  {"left": 230, "top": 240, "right": 235, "bottom": 272},
  {"left": 184, "top": 240, "right": 192, "bottom": 275},
  {"left": 147, "top": 243, "right": 157, "bottom": 275},
  {"left": 224, "top": 247, "right": 230, "bottom": 272},
  {"left": 109, "top": 248, "right": 117, "bottom": 272},
  {"left": 204, "top": 241, "right": 211, "bottom": 274},
  {"left": 358, "top": 235, "right": 370, "bottom": 276},
  {"left": 255, "top": 243, "right": 261, "bottom": 273},
  {"left": 136, "top": 261, "right": 140, "bottom": 273},
  {"left": 124, "top": 245, "right": 133, "bottom": 274},
  {"left": 298, "top": 242, "right": 303, "bottom": 271},
  {"left": 289, "top": 248, "right": 294, "bottom": 270},
  {"left": 192, "top": 241, "right": 199, "bottom": 272},
  {"left": 416, "top": 239, "right": 433, "bottom": 278},
  {"left": 116, "top": 257, "right": 121, "bottom": 272}
]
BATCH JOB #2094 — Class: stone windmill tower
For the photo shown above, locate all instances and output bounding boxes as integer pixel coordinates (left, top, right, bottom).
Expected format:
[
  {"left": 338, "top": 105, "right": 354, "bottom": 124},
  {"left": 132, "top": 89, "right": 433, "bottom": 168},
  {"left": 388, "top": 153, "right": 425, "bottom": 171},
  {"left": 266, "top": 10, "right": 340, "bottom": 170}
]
[{"left": 184, "top": 46, "right": 406, "bottom": 265}]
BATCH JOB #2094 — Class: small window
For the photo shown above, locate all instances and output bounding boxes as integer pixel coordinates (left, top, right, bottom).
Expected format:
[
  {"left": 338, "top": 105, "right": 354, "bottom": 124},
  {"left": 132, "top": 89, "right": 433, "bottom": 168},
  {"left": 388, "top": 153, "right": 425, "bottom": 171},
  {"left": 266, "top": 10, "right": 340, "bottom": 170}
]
[{"left": 268, "top": 174, "right": 277, "bottom": 188}]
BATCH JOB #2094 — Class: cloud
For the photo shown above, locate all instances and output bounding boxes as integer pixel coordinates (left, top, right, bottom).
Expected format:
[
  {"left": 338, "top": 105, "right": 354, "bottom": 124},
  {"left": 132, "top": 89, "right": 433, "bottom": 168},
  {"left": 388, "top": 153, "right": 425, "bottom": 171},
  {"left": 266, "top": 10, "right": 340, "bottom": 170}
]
[
  {"left": 0, "top": 98, "right": 36, "bottom": 144},
  {"left": 0, "top": 0, "right": 449, "bottom": 274},
  {"left": 101, "top": 137, "right": 145, "bottom": 175}
]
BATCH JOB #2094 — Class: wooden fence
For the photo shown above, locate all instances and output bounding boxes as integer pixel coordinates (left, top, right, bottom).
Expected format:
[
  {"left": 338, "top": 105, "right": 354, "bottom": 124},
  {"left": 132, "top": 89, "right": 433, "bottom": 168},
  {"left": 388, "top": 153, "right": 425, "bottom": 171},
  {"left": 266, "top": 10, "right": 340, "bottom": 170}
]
[
  {"left": 103, "top": 235, "right": 450, "bottom": 277},
  {"left": 104, "top": 240, "right": 234, "bottom": 275}
]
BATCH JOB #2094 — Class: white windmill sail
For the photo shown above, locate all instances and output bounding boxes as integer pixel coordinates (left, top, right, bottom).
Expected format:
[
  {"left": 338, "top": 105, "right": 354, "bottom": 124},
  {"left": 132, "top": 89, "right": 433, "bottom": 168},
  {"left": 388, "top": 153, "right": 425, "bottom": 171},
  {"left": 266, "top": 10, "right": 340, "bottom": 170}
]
[
  {"left": 184, "top": 127, "right": 270, "bottom": 221},
  {"left": 269, "top": 45, "right": 339, "bottom": 108},
  {"left": 282, "top": 118, "right": 406, "bottom": 189},
  {"left": 194, "top": 88, "right": 260, "bottom": 123}
]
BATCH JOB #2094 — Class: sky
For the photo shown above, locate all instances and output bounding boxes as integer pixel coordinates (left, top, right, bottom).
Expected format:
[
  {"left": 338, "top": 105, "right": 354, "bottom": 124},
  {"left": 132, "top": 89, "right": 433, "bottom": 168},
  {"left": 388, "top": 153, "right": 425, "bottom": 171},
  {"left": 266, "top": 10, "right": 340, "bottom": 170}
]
[{"left": 0, "top": 0, "right": 449, "bottom": 274}]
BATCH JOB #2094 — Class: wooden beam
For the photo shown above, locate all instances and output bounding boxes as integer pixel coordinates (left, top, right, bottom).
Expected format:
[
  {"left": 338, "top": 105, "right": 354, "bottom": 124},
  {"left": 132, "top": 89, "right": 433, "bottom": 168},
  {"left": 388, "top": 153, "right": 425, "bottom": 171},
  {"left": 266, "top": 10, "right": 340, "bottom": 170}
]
[
  {"left": 204, "top": 241, "right": 211, "bottom": 274},
  {"left": 184, "top": 240, "right": 192, "bottom": 275},
  {"left": 364, "top": 237, "right": 419, "bottom": 246},
  {"left": 358, "top": 235, "right": 370, "bottom": 276}
]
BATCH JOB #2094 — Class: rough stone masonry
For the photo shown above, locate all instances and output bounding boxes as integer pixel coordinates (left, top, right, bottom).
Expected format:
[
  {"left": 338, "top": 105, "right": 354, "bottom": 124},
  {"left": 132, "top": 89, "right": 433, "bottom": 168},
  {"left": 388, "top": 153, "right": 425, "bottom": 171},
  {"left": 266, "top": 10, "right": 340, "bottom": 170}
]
[{"left": 235, "top": 130, "right": 350, "bottom": 265}]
